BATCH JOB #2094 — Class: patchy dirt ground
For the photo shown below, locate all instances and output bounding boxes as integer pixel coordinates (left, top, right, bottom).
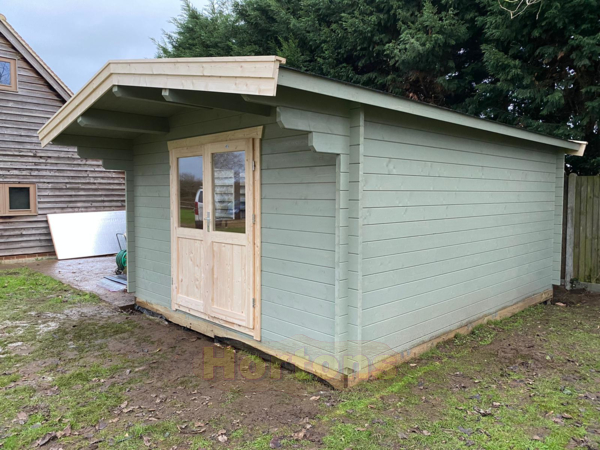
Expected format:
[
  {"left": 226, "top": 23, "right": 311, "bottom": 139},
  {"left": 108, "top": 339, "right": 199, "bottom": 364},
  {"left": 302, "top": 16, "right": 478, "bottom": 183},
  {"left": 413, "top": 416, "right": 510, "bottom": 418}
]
[
  {"left": 15, "top": 256, "right": 135, "bottom": 309},
  {"left": 1, "top": 268, "right": 600, "bottom": 449}
]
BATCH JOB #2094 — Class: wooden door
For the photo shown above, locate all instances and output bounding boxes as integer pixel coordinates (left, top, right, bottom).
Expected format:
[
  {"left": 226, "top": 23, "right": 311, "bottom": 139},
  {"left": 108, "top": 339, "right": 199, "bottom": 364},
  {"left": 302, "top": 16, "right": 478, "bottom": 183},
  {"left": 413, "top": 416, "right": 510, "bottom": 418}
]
[
  {"left": 170, "top": 130, "right": 259, "bottom": 337},
  {"left": 204, "top": 140, "right": 254, "bottom": 329}
]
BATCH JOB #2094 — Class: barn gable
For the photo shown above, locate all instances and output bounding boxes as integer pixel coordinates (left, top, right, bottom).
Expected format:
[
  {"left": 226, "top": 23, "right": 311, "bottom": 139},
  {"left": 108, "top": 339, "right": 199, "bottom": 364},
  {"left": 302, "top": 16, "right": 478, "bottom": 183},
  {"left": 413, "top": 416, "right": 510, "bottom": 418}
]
[{"left": 0, "top": 15, "right": 125, "bottom": 259}]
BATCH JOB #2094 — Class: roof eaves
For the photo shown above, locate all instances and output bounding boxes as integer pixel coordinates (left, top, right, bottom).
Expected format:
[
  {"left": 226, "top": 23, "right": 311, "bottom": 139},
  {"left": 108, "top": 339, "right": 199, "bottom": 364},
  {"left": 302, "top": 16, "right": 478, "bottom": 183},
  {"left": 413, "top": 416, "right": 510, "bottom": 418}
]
[
  {"left": 277, "top": 67, "right": 586, "bottom": 155},
  {"left": 38, "top": 56, "right": 285, "bottom": 147}
]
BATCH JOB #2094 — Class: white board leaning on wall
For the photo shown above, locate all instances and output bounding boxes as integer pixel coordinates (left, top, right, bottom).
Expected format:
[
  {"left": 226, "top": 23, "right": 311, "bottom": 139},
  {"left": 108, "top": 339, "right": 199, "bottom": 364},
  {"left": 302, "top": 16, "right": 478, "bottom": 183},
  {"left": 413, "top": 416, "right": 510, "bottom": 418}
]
[{"left": 47, "top": 211, "right": 126, "bottom": 260}]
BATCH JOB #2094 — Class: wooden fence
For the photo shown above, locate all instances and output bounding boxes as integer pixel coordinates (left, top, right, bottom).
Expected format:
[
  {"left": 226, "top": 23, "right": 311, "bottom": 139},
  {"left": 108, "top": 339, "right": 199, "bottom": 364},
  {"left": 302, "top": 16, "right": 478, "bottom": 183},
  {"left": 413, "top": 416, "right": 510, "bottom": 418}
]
[{"left": 565, "top": 174, "right": 600, "bottom": 285}]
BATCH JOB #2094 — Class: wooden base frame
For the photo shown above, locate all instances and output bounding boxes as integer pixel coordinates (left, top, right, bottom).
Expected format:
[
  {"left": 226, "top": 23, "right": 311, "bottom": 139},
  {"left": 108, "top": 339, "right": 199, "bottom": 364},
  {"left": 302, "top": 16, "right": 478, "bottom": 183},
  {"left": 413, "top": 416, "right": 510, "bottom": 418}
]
[{"left": 136, "top": 288, "right": 553, "bottom": 389}]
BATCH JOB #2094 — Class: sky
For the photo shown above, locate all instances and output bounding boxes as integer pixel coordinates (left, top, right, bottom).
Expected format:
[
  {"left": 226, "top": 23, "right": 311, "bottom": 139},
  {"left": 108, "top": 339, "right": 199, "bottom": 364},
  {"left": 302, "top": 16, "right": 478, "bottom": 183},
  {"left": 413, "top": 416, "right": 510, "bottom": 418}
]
[{"left": 1, "top": 0, "right": 208, "bottom": 92}]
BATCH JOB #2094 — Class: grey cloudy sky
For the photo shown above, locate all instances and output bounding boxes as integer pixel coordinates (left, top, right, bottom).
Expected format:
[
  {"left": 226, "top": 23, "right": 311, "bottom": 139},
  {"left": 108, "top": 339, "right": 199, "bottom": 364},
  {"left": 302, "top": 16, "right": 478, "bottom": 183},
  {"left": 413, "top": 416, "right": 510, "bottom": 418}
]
[{"left": 1, "top": 0, "right": 208, "bottom": 92}]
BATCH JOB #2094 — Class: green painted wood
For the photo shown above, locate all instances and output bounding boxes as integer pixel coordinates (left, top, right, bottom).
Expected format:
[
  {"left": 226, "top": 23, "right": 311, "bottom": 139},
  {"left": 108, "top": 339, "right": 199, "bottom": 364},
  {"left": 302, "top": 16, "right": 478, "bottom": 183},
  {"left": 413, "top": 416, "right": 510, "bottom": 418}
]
[
  {"left": 262, "top": 257, "right": 335, "bottom": 285},
  {"left": 366, "top": 131, "right": 557, "bottom": 171},
  {"left": 364, "top": 248, "right": 552, "bottom": 314},
  {"left": 363, "top": 211, "right": 554, "bottom": 242},
  {"left": 363, "top": 173, "right": 553, "bottom": 193},
  {"left": 276, "top": 106, "right": 349, "bottom": 136},
  {"left": 365, "top": 267, "right": 551, "bottom": 340},
  {"left": 363, "top": 155, "right": 556, "bottom": 182},
  {"left": 552, "top": 153, "right": 565, "bottom": 285},
  {"left": 77, "top": 109, "right": 169, "bottom": 134},
  {"left": 262, "top": 286, "right": 334, "bottom": 317},
  {"left": 262, "top": 183, "right": 336, "bottom": 200},
  {"left": 364, "top": 202, "right": 555, "bottom": 225},
  {"left": 262, "top": 198, "right": 335, "bottom": 217},
  {"left": 371, "top": 274, "right": 552, "bottom": 352},
  {"left": 162, "top": 88, "right": 272, "bottom": 116},
  {"left": 262, "top": 300, "right": 335, "bottom": 335},
  {"left": 131, "top": 114, "right": 338, "bottom": 350},
  {"left": 364, "top": 238, "right": 550, "bottom": 293},
  {"left": 262, "top": 242, "right": 335, "bottom": 267},
  {"left": 278, "top": 70, "right": 581, "bottom": 153},
  {"left": 363, "top": 229, "right": 554, "bottom": 276},
  {"left": 124, "top": 170, "right": 136, "bottom": 292},
  {"left": 362, "top": 190, "right": 555, "bottom": 208},
  {"left": 360, "top": 113, "right": 557, "bottom": 351},
  {"left": 261, "top": 213, "right": 335, "bottom": 233},
  {"left": 263, "top": 150, "right": 335, "bottom": 169}
]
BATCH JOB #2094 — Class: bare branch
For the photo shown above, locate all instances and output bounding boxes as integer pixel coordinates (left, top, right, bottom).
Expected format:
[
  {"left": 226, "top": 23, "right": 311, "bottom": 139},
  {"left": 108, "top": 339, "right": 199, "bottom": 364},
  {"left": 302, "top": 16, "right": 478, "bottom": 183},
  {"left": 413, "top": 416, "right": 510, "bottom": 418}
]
[{"left": 498, "top": 0, "right": 544, "bottom": 19}]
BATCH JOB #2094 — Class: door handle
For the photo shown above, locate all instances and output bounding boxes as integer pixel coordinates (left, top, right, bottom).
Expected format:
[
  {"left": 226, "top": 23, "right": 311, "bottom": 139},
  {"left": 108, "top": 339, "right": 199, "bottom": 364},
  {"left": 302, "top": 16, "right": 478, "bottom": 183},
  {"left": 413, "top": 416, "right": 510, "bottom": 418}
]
[{"left": 206, "top": 212, "right": 210, "bottom": 232}]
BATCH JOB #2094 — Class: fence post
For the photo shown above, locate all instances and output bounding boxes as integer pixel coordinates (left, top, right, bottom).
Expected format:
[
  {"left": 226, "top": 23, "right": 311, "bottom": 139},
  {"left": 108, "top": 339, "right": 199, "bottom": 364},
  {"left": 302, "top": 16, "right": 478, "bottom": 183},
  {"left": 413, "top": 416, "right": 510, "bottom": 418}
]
[{"left": 565, "top": 173, "right": 577, "bottom": 289}]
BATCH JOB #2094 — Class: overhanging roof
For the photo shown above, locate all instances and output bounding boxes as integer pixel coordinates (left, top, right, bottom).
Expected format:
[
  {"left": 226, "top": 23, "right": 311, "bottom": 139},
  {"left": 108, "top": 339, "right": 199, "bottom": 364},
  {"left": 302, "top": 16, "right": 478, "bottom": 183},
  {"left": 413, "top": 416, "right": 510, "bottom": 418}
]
[
  {"left": 37, "top": 55, "right": 586, "bottom": 156},
  {"left": 38, "top": 56, "right": 285, "bottom": 147},
  {"left": 277, "top": 68, "right": 587, "bottom": 156},
  {"left": 0, "top": 14, "right": 72, "bottom": 100}
]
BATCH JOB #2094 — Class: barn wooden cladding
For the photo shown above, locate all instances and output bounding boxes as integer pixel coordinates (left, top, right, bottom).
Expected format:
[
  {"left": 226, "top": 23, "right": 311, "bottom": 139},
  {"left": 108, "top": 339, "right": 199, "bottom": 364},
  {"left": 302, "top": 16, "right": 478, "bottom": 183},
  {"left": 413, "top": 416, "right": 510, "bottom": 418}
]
[
  {"left": 37, "top": 55, "right": 587, "bottom": 387},
  {"left": 0, "top": 15, "right": 124, "bottom": 259}
]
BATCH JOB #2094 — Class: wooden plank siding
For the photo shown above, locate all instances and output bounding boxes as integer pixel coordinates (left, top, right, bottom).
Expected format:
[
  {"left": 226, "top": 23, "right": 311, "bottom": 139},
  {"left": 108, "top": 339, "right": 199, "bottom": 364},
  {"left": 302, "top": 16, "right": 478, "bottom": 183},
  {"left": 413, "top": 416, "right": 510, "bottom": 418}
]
[
  {"left": 131, "top": 107, "right": 338, "bottom": 357},
  {"left": 0, "top": 32, "right": 125, "bottom": 257},
  {"left": 360, "top": 106, "right": 560, "bottom": 357},
  {"left": 568, "top": 175, "right": 600, "bottom": 284}
]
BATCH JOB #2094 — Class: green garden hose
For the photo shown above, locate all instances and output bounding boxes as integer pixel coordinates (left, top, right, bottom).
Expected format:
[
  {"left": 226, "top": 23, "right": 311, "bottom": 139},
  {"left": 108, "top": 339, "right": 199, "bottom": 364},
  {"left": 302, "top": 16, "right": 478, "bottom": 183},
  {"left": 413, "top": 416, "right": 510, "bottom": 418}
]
[{"left": 116, "top": 249, "right": 127, "bottom": 272}]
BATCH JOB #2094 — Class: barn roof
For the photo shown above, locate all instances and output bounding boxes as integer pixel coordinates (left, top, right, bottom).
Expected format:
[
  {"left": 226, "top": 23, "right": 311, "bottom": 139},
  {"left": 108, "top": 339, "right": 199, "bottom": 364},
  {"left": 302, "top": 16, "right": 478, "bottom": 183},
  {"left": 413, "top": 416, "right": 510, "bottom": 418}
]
[
  {"left": 37, "top": 56, "right": 586, "bottom": 156},
  {"left": 0, "top": 14, "right": 72, "bottom": 101}
]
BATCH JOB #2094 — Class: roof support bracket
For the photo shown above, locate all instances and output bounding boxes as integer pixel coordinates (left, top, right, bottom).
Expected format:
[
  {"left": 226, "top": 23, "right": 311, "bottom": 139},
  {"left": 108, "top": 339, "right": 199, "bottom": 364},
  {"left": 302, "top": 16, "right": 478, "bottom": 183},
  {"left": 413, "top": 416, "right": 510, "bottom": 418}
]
[
  {"left": 77, "top": 110, "right": 170, "bottom": 135},
  {"left": 276, "top": 106, "right": 350, "bottom": 155}
]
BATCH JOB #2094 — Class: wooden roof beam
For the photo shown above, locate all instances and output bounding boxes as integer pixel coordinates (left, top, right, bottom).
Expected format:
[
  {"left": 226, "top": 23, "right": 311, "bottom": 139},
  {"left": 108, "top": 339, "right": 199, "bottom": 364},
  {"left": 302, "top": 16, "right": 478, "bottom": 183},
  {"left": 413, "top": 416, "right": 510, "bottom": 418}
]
[
  {"left": 77, "top": 109, "right": 170, "bottom": 135},
  {"left": 111, "top": 85, "right": 168, "bottom": 104},
  {"left": 162, "top": 89, "right": 272, "bottom": 116}
]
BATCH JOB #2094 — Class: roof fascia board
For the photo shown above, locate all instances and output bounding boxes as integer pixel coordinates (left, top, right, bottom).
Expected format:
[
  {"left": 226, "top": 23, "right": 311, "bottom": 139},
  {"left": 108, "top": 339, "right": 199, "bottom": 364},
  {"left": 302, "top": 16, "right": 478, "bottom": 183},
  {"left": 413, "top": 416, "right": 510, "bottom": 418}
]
[
  {"left": 277, "top": 68, "right": 585, "bottom": 155},
  {"left": 0, "top": 20, "right": 72, "bottom": 100},
  {"left": 38, "top": 57, "right": 285, "bottom": 147}
]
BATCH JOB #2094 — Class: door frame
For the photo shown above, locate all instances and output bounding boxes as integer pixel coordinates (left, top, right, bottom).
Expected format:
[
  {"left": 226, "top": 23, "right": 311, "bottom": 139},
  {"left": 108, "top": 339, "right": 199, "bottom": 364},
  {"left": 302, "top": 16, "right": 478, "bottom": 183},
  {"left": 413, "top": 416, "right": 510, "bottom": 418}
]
[{"left": 168, "top": 126, "right": 263, "bottom": 340}]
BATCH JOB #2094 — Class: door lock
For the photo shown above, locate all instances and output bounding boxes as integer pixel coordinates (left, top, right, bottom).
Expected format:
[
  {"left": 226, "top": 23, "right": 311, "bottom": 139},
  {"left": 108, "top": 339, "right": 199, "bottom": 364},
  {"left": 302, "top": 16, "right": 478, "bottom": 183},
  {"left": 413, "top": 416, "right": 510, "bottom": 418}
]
[{"left": 206, "top": 212, "right": 210, "bottom": 232}]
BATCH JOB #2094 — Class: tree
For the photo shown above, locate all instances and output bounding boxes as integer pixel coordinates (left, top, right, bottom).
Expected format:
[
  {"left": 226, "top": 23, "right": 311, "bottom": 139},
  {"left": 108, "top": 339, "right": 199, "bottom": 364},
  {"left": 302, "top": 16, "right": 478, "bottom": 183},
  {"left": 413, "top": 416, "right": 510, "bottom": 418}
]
[
  {"left": 157, "top": 0, "right": 600, "bottom": 173},
  {"left": 463, "top": 0, "right": 600, "bottom": 174}
]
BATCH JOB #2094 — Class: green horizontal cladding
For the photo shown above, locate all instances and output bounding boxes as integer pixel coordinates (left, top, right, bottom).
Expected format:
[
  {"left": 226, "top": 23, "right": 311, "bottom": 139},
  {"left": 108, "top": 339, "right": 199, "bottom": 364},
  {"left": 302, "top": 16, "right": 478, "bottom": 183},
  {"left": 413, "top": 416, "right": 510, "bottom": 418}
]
[
  {"left": 359, "top": 106, "right": 562, "bottom": 356},
  {"left": 126, "top": 85, "right": 567, "bottom": 368},
  {"left": 131, "top": 106, "right": 338, "bottom": 353}
]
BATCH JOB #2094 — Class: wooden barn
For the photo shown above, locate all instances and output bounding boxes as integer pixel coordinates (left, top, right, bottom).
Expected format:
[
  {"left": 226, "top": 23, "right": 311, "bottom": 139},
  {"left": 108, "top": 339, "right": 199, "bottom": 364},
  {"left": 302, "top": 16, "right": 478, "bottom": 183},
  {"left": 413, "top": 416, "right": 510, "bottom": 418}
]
[
  {"left": 0, "top": 15, "right": 125, "bottom": 260},
  {"left": 38, "top": 56, "right": 586, "bottom": 387}
]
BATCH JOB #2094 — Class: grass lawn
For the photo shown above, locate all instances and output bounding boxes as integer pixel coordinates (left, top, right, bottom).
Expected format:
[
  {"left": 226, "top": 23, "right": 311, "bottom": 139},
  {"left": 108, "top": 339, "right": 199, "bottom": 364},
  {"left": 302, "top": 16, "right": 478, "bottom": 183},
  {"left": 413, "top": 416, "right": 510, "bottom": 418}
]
[{"left": 1, "top": 268, "right": 600, "bottom": 449}]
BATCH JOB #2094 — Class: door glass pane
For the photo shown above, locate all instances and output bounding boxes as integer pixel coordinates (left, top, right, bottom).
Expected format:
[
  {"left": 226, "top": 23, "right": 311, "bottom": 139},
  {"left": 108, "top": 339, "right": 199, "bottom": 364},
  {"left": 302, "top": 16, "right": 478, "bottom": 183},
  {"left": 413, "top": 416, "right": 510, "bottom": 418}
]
[
  {"left": 9, "top": 187, "right": 30, "bottom": 210},
  {"left": 178, "top": 156, "right": 203, "bottom": 229},
  {"left": 0, "top": 61, "right": 11, "bottom": 86},
  {"left": 213, "top": 151, "right": 245, "bottom": 233}
]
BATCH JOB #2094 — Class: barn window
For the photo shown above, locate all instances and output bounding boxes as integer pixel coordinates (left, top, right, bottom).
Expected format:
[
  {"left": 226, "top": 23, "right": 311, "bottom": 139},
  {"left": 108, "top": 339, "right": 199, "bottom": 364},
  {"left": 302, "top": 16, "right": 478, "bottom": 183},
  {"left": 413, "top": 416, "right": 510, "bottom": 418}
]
[
  {"left": 0, "top": 184, "right": 37, "bottom": 216},
  {"left": 0, "top": 57, "right": 17, "bottom": 91}
]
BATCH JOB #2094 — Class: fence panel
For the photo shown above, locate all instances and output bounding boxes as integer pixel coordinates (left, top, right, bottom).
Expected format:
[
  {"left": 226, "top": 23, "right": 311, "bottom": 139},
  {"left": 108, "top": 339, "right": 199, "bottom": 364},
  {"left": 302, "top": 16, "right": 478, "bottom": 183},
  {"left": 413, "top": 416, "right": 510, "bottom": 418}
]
[{"left": 565, "top": 174, "right": 600, "bottom": 285}]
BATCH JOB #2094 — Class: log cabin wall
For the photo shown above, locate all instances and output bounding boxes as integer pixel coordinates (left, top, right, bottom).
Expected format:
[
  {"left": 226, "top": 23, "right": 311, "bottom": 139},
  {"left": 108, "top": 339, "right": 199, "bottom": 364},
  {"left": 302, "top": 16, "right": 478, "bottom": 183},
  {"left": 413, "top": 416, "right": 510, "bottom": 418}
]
[{"left": 0, "top": 31, "right": 125, "bottom": 258}]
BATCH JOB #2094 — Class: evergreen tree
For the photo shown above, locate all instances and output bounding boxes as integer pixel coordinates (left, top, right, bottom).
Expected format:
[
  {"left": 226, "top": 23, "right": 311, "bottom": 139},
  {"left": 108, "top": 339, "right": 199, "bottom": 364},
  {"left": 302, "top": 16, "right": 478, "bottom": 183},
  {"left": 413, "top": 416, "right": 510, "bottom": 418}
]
[{"left": 156, "top": 0, "right": 599, "bottom": 173}]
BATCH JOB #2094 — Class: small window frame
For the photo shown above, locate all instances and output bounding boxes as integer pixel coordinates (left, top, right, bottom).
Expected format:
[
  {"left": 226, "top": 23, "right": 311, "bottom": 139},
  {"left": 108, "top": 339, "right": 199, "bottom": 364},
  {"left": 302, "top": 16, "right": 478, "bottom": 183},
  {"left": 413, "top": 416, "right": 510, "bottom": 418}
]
[
  {"left": 0, "top": 57, "right": 17, "bottom": 92},
  {"left": 0, "top": 184, "right": 37, "bottom": 216}
]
